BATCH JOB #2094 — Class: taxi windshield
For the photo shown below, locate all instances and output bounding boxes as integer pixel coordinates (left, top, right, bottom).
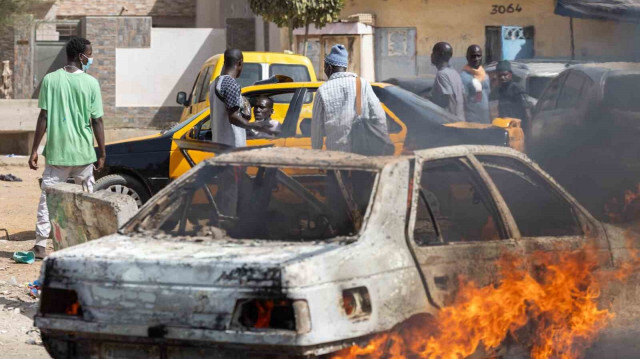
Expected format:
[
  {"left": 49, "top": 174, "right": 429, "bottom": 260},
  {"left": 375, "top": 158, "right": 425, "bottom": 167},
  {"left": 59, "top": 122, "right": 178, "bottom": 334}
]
[{"left": 124, "top": 164, "right": 377, "bottom": 241}]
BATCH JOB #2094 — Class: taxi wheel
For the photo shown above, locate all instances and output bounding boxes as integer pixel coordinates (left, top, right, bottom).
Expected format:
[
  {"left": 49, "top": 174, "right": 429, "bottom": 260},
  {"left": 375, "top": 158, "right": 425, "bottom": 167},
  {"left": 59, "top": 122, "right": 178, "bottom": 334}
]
[{"left": 95, "top": 174, "right": 150, "bottom": 207}]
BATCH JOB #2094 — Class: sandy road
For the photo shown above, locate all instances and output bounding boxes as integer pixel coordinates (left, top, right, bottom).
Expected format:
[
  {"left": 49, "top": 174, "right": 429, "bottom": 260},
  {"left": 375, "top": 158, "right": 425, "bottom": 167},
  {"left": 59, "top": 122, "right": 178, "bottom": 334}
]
[{"left": 0, "top": 155, "right": 49, "bottom": 358}]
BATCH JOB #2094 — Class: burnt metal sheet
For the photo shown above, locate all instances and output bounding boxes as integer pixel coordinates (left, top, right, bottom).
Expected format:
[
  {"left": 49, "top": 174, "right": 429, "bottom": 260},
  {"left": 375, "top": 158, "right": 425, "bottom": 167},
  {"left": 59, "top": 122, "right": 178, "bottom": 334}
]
[{"left": 555, "top": 0, "right": 640, "bottom": 22}]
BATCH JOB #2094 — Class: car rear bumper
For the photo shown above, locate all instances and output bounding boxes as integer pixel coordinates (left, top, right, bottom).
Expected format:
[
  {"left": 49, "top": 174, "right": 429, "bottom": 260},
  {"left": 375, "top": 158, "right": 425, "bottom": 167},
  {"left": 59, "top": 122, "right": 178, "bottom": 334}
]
[{"left": 36, "top": 316, "right": 348, "bottom": 358}]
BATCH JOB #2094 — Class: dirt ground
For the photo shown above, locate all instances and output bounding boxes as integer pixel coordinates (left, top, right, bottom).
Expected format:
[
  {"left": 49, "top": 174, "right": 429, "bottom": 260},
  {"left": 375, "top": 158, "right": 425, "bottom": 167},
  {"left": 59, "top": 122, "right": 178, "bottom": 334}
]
[
  {"left": 0, "top": 155, "right": 49, "bottom": 358},
  {"left": 1, "top": 155, "right": 640, "bottom": 358}
]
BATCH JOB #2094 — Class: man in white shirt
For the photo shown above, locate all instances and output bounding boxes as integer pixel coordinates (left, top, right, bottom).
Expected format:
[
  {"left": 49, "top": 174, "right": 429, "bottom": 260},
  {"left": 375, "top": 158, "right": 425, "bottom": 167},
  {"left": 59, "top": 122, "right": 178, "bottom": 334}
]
[{"left": 311, "top": 44, "right": 387, "bottom": 153}]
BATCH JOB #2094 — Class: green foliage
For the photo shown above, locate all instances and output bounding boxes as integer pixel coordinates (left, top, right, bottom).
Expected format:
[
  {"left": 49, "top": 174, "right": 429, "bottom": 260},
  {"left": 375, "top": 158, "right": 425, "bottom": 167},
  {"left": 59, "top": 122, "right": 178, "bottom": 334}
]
[
  {"left": 248, "top": 0, "right": 344, "bottom": 30},
  {"left": 0, "top": 0, "right": 39, "bottom": 26}
]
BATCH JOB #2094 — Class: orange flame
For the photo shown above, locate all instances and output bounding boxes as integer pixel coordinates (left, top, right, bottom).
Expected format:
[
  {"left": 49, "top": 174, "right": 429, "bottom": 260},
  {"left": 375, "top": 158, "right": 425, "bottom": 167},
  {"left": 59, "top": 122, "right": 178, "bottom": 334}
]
[
  {"left": 65, "top": 301, "right": 80, "bottom": 316},
  {"left": 605, "top": 184, "right": 640, "bottom": 223},
  {"left": 332, "top": 243, "right": 640, "bottom": 359},
  {"left": 255, "top": 300, "right": 275, "bottom": 328}
]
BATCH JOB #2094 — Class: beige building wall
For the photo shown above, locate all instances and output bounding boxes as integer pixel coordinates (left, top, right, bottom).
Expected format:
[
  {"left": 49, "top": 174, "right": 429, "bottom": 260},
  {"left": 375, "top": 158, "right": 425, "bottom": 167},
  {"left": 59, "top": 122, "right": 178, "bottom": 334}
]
[{"left": 291, "top": 0, "right": 640, "bottom": 74}]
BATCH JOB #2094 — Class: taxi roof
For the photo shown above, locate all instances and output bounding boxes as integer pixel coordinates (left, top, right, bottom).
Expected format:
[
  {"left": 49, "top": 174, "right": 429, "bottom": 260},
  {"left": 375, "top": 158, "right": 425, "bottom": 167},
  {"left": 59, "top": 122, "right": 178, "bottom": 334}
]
[
  {"left": 203, "top": 51, "right": 314, "bottom": 68},
  {"left": 242, "top": 81, "right": 391, "bottom": 93}
]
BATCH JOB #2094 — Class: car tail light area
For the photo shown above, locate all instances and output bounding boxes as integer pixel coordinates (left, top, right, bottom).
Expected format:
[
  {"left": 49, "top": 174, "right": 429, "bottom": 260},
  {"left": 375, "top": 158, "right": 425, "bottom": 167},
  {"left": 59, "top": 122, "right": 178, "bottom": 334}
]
[
  {"left": 232, "top": 298, "right": 311, "bottom": 334},
  {"left": 40, "top": 287, "right": 83, "bottom": 317},
  {"left": 342, "top": 287, "right": 372, "bottom": 319}
]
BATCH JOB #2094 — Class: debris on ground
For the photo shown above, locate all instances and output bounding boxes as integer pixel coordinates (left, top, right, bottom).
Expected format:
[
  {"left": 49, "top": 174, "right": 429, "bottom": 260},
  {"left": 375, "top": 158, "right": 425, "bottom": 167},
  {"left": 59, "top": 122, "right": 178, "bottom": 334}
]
[
  {"left": 27, "top": 280, "right": 40, "bottom": 298},
  {"left": 0, "top": 174, "right": 22, "bottom": 182},
  {"left": 12, "top": 252, "right": 34, "bottom": 265}
]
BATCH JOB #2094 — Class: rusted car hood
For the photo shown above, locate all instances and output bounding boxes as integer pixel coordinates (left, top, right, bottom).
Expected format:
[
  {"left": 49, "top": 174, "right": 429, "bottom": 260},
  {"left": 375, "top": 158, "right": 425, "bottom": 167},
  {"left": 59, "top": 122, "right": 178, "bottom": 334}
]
[{"left": 45, "top": 234, "right": 343, "bottom": 287}]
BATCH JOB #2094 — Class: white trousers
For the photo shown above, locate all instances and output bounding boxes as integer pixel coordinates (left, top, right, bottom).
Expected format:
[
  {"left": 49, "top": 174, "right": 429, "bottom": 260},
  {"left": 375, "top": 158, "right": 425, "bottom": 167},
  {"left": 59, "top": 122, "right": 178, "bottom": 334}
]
[{"left": 35, "top": 164, "right": 95, "bottom": 247}]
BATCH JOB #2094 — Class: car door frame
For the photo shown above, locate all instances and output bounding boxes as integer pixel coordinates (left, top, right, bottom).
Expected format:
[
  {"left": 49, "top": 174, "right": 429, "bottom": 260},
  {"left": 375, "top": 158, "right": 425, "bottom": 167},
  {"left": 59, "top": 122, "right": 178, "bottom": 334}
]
[
  {"left": 406, "top": 149, "right": 522, "bottom": 310},
  {"left": 473, "top": 152, "right": 612, "bottom": 268}
]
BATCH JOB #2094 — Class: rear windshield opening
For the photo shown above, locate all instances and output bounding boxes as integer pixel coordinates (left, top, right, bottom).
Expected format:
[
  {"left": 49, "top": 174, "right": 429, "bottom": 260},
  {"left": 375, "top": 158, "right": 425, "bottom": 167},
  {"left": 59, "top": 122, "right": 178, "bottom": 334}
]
[{"left": 127, "top": 165, "right": 377, "bottom": 241}]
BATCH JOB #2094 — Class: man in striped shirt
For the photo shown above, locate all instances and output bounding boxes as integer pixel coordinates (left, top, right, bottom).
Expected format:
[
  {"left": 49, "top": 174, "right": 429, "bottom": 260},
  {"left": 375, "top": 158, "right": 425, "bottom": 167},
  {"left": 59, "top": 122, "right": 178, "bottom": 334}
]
[{"left": 311, "top": 44, "right": 387, "bottom": 152}]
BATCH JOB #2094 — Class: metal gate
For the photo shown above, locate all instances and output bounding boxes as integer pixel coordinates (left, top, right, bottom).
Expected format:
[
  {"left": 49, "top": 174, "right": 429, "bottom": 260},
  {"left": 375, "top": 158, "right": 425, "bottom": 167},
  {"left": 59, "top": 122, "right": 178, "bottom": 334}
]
[
  {"left": 374, "top": 27, "right": 417, "bottom": 81},
  {"left": 33, "top": 20, "right": 79, "bottom": 98}
]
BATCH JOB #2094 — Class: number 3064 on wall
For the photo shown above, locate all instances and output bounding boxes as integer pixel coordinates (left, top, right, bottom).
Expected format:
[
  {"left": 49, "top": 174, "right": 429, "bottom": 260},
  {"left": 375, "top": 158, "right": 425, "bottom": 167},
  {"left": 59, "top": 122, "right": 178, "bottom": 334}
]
[{"left": 491, "top": 4, "right": 522, "bottom": 14}]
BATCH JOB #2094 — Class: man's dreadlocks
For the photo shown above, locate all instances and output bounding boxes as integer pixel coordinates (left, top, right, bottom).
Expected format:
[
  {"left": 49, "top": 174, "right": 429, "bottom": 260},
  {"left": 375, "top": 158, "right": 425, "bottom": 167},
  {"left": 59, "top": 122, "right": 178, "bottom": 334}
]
[{"left": 66, "top": 37, "right": 91, "bottom": 60}]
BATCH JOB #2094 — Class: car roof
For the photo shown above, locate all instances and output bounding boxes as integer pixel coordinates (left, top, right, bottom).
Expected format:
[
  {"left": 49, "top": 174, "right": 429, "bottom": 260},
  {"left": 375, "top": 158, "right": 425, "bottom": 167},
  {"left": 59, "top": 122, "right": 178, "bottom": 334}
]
[
  {"left": 203, "top": 52, "right": 314, "bottom": 68},
  {"left": 570, "top": 62, "right": 640, "bottom": 80},
  {"left": 207, "top": 147, "right": 406, "bottom": 170},
  {"left": 414, "top": 144, "right": 531, "bottom": 162},
  {"left": 205, "top": 146, "right": 528, "bottom": 170},
  {"left": 485, "top": 60, "right": 576, "bottom": 77}
]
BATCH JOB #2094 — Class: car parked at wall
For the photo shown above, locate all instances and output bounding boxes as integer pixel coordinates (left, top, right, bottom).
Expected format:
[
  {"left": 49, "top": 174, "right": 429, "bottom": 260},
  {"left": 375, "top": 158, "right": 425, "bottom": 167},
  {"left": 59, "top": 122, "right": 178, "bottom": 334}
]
[
  {"left": 36, "top": 146, "right": 631, "bottom": 359},
  {"left": 176, "top": 52, "right": 318, "bottom": 123},
  {"left": 527, "top": 63, "right": 640, "bottom": 220},
  {"left": 94, "top": 82, "right": 523, "bottom": 207},
  {"left": 485, "top": 59, "right": 580, "bottom": 107}
]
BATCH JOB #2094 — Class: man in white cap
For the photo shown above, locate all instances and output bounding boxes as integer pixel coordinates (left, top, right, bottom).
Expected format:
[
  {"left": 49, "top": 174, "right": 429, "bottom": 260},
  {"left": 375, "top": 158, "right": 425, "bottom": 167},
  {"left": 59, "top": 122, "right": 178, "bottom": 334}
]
[{"left": 311, "top": 44, "right": 387, "bottom": 153}]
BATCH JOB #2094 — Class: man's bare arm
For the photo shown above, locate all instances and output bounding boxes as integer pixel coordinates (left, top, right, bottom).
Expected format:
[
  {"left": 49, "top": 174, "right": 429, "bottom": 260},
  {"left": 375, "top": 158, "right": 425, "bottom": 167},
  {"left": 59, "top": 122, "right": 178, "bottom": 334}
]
[
  {"left": 91, "top": 117, "right": 106, "bottom": 171},
  {"left": 28, "top": 109, "right": 47, "bottom": 170}
]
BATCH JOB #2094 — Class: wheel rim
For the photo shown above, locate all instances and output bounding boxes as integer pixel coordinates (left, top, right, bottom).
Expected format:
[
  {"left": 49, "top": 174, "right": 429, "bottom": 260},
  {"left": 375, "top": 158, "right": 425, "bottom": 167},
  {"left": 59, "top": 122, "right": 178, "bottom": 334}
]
[{"left": 106, "top": 184, "right": 143, "bottom": 207}]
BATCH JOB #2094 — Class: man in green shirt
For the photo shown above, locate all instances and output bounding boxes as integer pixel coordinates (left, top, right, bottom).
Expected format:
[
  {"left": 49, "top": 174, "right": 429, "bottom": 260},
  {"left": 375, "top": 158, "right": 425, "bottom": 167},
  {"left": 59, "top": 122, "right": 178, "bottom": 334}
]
[{"left": 28, "top": 37, "right": 106, "bottom": 259}]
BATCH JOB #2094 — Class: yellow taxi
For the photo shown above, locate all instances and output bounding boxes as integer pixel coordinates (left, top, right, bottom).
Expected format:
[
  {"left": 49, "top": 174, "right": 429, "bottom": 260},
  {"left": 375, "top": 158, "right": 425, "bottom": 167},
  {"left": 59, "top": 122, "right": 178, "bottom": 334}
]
[{"left": 176, "top": 52, "right": 317, "bottom": 123}]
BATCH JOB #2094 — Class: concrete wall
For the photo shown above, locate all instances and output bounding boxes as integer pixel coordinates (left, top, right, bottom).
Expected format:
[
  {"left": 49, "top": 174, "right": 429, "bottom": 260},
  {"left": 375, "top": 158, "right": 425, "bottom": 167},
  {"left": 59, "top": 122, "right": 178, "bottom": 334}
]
[
  {"left": 45, "top": 182, "right": 137, "bottom": 250},
  {"left": 195, "top": 0, "right": 282, "bottom": 52},
  {"left": 0, "top": 99, "right": 40, "bottom": 154},
  {"left": 0, "top": 99, "right": 39, "bottom": 131},
  {"left": 82, "top": 16, "right": 184, "bottom": 129},
  {"left": 116, "top": 28, "right": 225, "bottom": 107},
  {"left": 335, "top": 0, "right": 640, "bottom": 75}
]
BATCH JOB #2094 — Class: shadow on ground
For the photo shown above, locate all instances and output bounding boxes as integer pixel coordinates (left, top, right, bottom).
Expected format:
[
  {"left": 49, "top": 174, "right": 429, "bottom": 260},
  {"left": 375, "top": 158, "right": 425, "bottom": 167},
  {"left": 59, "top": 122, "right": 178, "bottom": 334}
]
[{"left": 7, "top": 231, "right": 36, "bottom": 242}]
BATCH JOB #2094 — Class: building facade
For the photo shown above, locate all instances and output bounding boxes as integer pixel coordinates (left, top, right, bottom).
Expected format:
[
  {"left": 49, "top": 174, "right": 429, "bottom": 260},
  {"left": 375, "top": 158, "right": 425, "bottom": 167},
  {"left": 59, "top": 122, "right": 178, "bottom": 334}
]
[{"left": 296, "top": 0, "right": 640, "bottom": 80}]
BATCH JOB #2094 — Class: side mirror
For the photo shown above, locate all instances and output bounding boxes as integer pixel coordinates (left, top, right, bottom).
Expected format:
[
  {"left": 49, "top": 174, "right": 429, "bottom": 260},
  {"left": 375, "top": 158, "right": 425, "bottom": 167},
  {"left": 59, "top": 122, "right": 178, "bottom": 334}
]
[
  {"left": 176, "top": 91, "right": 188, "bottom": 106},
  {"left": 188, "top": 127, "right": 197, "bottom": 139},
  {"left": 300, "top": 118, "right": 312, "bottom": 137}
]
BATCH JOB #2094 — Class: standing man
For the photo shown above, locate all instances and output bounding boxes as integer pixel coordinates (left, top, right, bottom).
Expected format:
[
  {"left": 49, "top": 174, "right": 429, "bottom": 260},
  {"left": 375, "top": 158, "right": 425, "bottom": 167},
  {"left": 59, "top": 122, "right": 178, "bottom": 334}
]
[
  {"left": 460, "top": 45, "right": 491, "bottom": 123},
  {"left": 210, "top": 49, "right": 273, "bottom": 148},
  {"left": 430, "top": 42, "right": 465, "bottom": 120},
  {"left": 29, "top": 37, "right": 105, "bottom": 259},
  {"left": 496, "top": 60, "right": 532, "bottom": 133},
  {"left": 311, "top": 44, "right": 388, "bottom": 152},
  {"left": 246, "top": 95, "right": 281, "bottom": 139}
]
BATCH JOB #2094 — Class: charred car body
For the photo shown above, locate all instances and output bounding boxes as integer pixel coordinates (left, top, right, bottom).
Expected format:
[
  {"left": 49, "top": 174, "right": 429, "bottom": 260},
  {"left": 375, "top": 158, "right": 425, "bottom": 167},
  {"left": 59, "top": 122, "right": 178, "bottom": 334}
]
[{"left": 35, "top": 146, "right": 630, "bottom": 358}]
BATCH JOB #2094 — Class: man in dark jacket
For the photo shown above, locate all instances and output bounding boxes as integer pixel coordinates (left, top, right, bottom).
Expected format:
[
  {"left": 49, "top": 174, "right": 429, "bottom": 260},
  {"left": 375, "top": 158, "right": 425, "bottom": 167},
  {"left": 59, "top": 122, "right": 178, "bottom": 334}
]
[{"left": 496, "top": 60, "right": 532, "bottom": 133}]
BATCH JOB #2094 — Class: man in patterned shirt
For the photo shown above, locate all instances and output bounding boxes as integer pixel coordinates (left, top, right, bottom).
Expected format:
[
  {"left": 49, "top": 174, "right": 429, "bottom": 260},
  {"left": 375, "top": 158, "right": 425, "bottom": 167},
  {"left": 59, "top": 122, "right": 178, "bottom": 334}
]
[
  {"left": 209, "top": 49, "right": 274, "bottom": 148},
  {"left": 311, "top": 44, "right": 387, "bottom": 152}
]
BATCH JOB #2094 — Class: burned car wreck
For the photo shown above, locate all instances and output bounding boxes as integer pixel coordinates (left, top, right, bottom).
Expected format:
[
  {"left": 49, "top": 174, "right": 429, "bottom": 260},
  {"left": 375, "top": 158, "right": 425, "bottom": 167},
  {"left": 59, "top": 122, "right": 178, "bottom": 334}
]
[{"left": 35, "top": 147, "right": 631, "bottom": 359}]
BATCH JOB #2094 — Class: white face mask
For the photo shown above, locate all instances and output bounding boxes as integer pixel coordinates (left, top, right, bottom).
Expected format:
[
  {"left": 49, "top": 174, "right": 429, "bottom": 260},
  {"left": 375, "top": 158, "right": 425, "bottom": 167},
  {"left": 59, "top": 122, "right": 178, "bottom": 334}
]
[{"left": 80, "top": 53, "right": 93, "bottom": 72}]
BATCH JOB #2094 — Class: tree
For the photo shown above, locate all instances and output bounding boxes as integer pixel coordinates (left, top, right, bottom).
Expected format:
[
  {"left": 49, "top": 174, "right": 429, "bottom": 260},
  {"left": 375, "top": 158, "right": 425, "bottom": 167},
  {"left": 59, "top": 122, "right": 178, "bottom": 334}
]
[
  {"left": 248, "top": 0, "right": 344, "bottom": 54},
  {"left": 0, "top": 0, "right": 39, "bottom": 26}
]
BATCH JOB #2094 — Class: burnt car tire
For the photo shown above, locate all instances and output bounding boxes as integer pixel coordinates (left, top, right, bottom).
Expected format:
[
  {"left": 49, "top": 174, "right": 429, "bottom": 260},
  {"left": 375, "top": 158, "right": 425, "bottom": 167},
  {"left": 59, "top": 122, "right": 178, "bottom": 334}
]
[{"left": 95, "top": 174, "right": 150, "bottom": 207}]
